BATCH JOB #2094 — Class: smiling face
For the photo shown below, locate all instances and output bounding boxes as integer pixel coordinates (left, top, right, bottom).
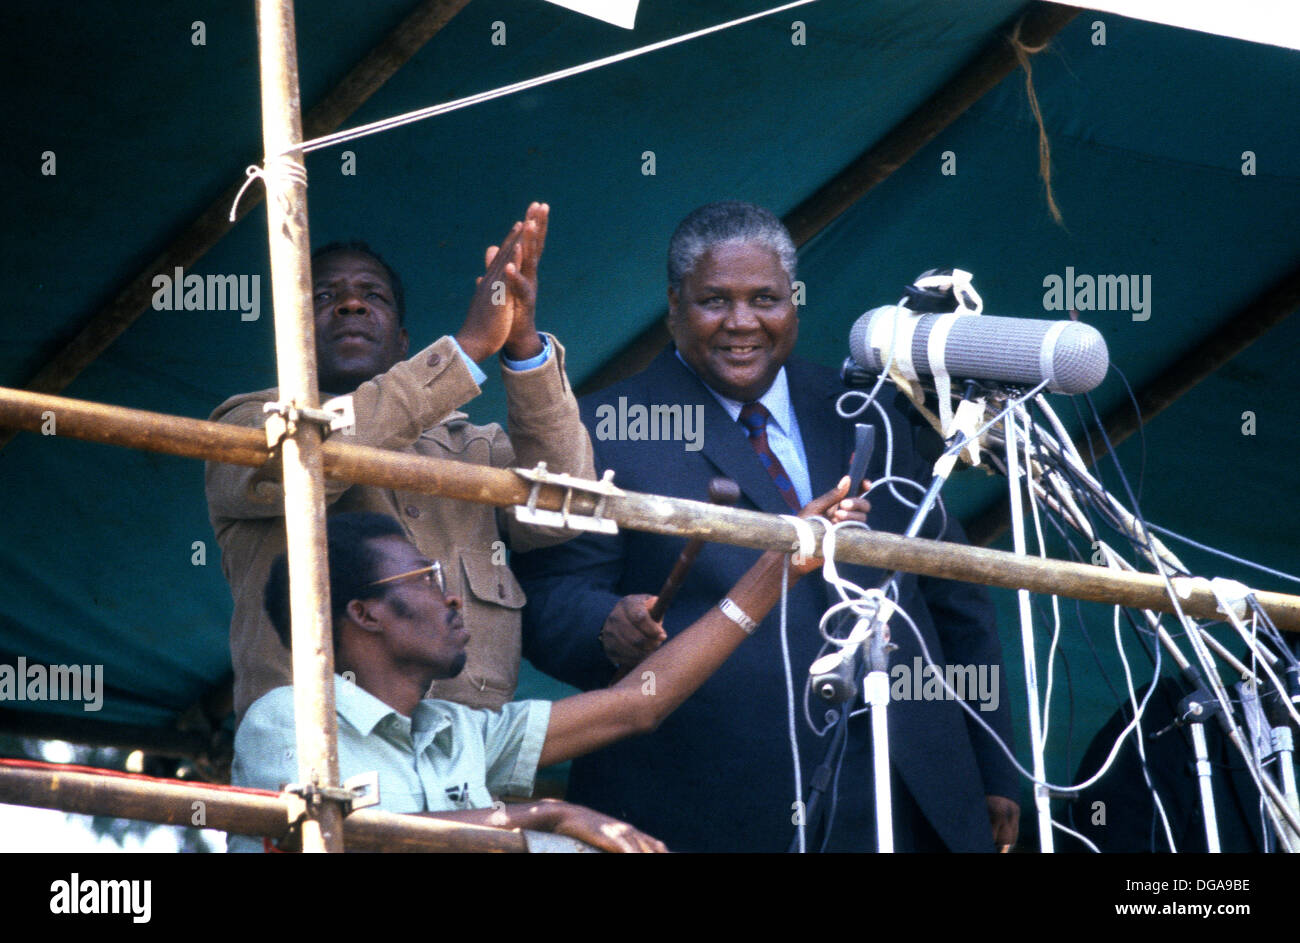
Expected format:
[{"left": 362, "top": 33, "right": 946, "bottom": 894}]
[
  {"left": 312, "top": 250, "right": 409, "bottom": 394},
  {"left": 667, "top": 242, "right": 798, "bottom": 403},
  {"left": 360, "top": 535, "right": 468, "bottom": 680}
]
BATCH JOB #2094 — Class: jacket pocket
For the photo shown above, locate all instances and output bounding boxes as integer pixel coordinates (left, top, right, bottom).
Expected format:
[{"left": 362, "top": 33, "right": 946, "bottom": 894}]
[
  {"left": 443, "top": 550, "right": 525, "bottom": 702},
  {"left": 458, "top": 549, "right": 526, "bottom": 609}
]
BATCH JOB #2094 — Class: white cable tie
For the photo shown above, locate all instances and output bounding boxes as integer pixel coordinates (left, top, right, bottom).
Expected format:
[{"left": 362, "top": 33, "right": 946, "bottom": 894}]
[
  {"left": 781, "top": 514, "right": 818, "bottom": 561},
  {"left": 1210, "top": 577, "right": 1254, "bottom": 621},
  {"left": 229, "top": 157, "right": 309, "bottom": 222}
]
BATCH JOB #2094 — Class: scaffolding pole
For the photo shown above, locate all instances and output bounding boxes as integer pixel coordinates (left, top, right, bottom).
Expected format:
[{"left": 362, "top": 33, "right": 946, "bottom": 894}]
[
  {"left": 0, "top": 762, "right": 531, "bottom": 853},
  {"left": 2, "top": 386, "right": 1299, "bottom": 633},
  {"left": 255, "top": 0, "right": 343, "bottom": 853}
]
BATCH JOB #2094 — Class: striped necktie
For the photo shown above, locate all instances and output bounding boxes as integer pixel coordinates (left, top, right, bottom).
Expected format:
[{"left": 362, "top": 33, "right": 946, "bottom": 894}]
[{"left": 738, "top": 402, "right": 801, "bottom": 511}]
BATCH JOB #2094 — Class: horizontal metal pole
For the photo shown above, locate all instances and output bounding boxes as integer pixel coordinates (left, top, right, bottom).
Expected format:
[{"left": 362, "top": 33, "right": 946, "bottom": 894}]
[
  {"left": 3, "top": 385, "right": 1298, "bottom": 632},
  {"left": 0, "top": 762, "right": 527, "bottom": 852}
]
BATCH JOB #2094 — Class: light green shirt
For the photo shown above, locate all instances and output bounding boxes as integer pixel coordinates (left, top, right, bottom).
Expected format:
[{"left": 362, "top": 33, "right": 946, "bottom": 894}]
[{"left": 228, "top": 675, "right": 551, "bottom": 852}]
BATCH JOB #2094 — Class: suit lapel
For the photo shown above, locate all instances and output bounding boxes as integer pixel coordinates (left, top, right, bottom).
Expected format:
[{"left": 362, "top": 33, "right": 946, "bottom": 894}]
[{"left": 658, "top": 352, "right": 799, "bottom": 516}]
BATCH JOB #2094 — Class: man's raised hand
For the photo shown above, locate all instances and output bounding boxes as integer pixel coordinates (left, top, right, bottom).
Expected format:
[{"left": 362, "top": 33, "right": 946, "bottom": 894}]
[
  {"left": 501, "top": 202, "right": 547, "bottom": 361},
  {"left": 456, "top": 203, "right": 549, "bottom": 363}
]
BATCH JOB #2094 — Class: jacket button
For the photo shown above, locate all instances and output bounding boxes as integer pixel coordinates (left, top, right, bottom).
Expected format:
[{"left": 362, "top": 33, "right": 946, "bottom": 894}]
[
  {"left": 406, "top": 505, "right": 420, "bottom": 518},
  {"left": 427, "top": 353, "right": 442, "bottom": 367}
]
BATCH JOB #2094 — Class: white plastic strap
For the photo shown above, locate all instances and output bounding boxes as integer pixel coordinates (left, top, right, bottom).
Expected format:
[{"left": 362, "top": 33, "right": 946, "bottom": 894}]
[
  {"left": 1210, "top": 577, "right": 1254, "bottom": 621},
  {"left": 911, "top": 268, "right": 984, "bottom": 315},
  {"left": 869, "top": 305, "right": 919, "bottom": 382},
  {"left": 927, "top": 310, "right": 977, "bottom": 436},
  {"left": 1040, "top": 321, "right": 1069, "bottom": 392},
  {"left": 935, "top": 397, "right": 986, "bottom": 477}
]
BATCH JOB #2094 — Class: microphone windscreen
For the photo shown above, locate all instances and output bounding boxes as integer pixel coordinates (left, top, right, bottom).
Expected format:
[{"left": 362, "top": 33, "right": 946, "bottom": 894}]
[
  {"left": 851, "top": 309, "right": 1109, "bottom": 395},
  {"left": 848, "top": 306, "right": 903, "bottom": 374}
]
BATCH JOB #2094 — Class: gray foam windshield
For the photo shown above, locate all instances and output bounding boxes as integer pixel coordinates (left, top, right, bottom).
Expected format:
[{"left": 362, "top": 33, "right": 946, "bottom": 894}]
[{"left": 852, "top": 310, "right": 1109, "bottom": 394}]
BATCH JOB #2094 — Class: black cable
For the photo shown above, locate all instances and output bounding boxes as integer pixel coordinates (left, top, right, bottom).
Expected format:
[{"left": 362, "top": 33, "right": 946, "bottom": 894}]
[
  {"left": 818, "top": 712, "right": 849, "bottom": 853},
  {"left": 1110, "top": 365, "right": 1149, "bottom": 506}
]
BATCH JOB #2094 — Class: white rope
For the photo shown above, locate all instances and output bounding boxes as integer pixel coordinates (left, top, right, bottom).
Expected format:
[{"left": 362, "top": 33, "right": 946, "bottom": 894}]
[
  {"left": 780, "top": 513, "right": 819, "bottom": 563},
  {"left": 228, "top": 157, "right": 308, "bottom": 222},
  {"left": 777, "top": 556, "right": 805, "bottom": 853},
  {"left": 278, "top": 0, "right": 818, "bottom": 157},
  {"left": 1052, "top": 817, "right": 1101, "bottom": 853}
]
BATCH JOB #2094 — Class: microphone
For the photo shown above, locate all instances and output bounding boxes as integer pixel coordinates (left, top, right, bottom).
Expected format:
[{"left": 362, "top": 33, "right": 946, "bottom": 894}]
[{"left": 847, "top": 305, "right": 1109, "bottom": 395}]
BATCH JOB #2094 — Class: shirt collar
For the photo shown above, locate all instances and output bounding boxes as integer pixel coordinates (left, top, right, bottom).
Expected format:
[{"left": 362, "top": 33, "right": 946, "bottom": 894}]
[
  {"left": 332, "top": 675, "right": 453, "bottom": 752},
  {"left": 412, "top": 700, "right": 456, "bottom": 754},
  {"left": 674, "top": 350, "right": 796, "bottom": 435},
  {"left": 334, "top": 675, "right": 397, "bottom": 737}
]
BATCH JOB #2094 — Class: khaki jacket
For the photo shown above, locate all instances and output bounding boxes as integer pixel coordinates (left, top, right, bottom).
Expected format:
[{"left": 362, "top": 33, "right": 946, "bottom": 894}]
[{"left": 205, "top": 334, "right": 594, "bottom": 721}]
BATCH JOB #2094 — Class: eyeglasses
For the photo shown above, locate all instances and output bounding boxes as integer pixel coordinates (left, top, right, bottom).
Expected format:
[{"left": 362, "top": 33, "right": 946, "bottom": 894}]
[{"left": 367, "top": 561, "right": 446, "bottom": 596}]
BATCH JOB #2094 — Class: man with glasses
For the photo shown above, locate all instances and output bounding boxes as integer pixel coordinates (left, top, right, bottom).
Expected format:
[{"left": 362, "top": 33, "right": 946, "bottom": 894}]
[
  {"left": 206, "top": 203, "right": 595, "bottom": 723},
  {"left": 232, "top": 497, "right": 861, "bottom": 852}
]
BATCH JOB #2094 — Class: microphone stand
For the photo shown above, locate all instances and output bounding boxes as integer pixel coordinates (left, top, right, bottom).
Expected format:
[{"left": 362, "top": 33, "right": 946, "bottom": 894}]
[
  {"left": 1150, "top": 675, "right": 1226, "bottom": 852},
  {"left": 803, "top": 383, "right": 975, "bottom": 852},
  {"left": 1002, "top": 403, "right": 1057, "bottom": 852}
]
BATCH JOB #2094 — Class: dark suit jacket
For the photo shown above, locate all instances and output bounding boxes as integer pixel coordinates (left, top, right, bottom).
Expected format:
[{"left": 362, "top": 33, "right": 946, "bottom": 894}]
[{"left": 515, "top": 348, "right": 1016, "bottom": 852}]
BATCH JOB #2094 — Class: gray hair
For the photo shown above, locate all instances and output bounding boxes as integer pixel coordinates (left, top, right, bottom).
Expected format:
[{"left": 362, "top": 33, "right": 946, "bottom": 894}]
[{"left": 667, "top": 201, "right": 797, "bottom": 292}]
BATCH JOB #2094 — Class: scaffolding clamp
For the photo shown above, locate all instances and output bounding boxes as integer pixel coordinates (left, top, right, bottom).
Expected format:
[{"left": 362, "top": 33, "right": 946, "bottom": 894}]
[
  {"left": 263, "top": 395, "right": 355, "bottom": 448},
  {"left": 283, "top": 770, "right": 380, "bottom": 826},
  {"left": 512, "top": 464, "right": 621, "bottom": 535}
]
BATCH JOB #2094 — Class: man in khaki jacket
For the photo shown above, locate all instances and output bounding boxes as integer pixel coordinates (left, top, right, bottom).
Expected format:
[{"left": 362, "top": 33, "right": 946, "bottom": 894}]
[{"left": 206, "top": 203, "right": 595, "bottom": 721}]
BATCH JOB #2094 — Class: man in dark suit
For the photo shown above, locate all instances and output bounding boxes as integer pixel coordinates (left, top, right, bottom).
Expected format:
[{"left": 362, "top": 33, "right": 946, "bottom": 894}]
[{"left": 514, "top": 202, "right": 1019, "bottom": 852}]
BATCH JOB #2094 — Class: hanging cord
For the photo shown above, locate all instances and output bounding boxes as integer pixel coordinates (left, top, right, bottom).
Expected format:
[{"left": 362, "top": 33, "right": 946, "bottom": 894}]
[
  {"left": 1010, "top": 16, "right": 1064, "bottom": 226},
  {"left": 777, "top": 555, "right": 806, "bottom": 853}
]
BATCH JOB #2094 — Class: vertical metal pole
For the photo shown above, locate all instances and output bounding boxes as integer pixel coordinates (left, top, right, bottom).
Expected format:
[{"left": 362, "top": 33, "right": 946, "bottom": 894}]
[
  {"left": 256, "top": 0, "right": 344, "bottom": 852},
  {"left": 1004, "top": 412, "right": 1054, "bottom": 852},
  {"left": 1272, "top": 728, "right": 1300, "bottom": 850},
  {"left": 1189, "top": 722, "right": 1221, "bottom": 853},
  {"left": 864, "top": 626, "right": 894, "bottom": 853}
]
